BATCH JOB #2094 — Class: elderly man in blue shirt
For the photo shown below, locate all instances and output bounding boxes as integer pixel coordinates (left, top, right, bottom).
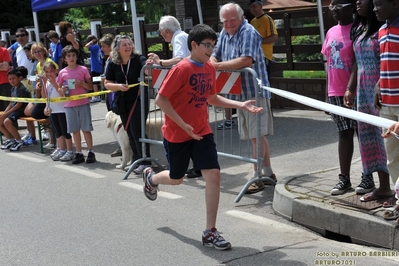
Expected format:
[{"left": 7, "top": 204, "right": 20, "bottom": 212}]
[{"left": 211, "top": 2, "right": 276, "bottom": 194}]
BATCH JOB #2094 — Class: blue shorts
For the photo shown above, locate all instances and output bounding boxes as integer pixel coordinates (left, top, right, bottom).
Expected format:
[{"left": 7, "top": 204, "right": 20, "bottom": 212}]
[
  {"left": 164, "top": 133, "right": 220, "bottom": 179},
  {"left": 8, "top": 109, "right": 25, "bottom": 129}
]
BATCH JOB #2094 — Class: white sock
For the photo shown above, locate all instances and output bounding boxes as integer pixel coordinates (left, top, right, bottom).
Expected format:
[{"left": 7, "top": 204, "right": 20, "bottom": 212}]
[{"left": 262, "top": 166, "right": 273, "bottom": 176}]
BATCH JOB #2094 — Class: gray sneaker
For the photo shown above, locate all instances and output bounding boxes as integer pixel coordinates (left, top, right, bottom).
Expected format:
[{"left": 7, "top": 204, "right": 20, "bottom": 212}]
[
  {"left": 142, "top": 167, "right": 158, "bottom": 201},
  {"left": 60, "top": 151, "right": 75, "bottom": 161},
  {"left": 52, "top": 150, "right": 66, "bottom": 161}
]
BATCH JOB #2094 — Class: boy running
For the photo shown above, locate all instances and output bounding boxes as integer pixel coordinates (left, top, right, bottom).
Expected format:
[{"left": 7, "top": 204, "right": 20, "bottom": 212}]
[{"left": 142, "top": 24, "right": 262, "bottom": 250}]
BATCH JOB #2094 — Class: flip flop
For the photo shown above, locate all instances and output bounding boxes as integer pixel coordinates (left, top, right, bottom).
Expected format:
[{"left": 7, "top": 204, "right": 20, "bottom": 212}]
[
  {"left": 360, "top": 192, "right": 391, "bottom": 202},
  {"left": 382, "top": 195, "right": 399, "bottom": 208},
  {"left": 383, "top": 208, "right": 399, "bottom": 220}
]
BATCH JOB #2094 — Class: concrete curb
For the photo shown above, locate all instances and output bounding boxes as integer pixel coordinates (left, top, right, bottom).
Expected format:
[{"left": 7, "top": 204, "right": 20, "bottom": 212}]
[{"left": 273, "top": 173, "right": 399, "bottom": 249}]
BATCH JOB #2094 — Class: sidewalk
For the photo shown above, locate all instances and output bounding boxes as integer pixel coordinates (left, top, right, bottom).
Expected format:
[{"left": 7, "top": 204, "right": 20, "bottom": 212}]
[{"left": 273, "top": 157, "right": 399, "bottom": 250}]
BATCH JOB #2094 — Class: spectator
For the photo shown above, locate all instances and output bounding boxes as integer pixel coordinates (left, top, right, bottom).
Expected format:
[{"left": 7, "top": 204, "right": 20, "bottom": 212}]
[
  {"left": 58, "top": 21, "right": 83, "bottom": 66},
  {"left": 85, "top": 35, "right": 103, "bottom": 103},
  {"left": 42, "top": 61, "right": 74, "bottom": 161},
  {"left": 146, "top": 15, "right": 190, "bottom": 67},
  {"left": 0, "top": 43, "right": 12, "bottom": 111},
  {"left": 0, "top": 68, "right": 31, "bottom": 151},
  {"left": 25, "top": 42, "right": 58, "bottom": 148},
  {"left": 344, "top": 0, "right": 393, "bottom": 201},
  {"left": 374, "top": 0, "right": 399, "bottom": 221},
  {"left": 100, "top": 34, "right": 122, "bottom": 158},
  {"left": 211, "top": 2, "right": 276, "bottom": 194},
  {"left": 47, "top": 30, "right": 63, "bottom": 68},
  {"left": 57, "top": 45, "right": 96, "bottom": 164},
  {"left": 249, "top": 0, "right": 278, "bottom": 78},
  {"left": 0, "top": 39, "right": 6, "bottom": 48},
  {"left": 99, "top": 34, "right": 114, "bottom": 112},
  {"left": 7, "top": 28, "right": 35, "bottom": 73},
  {"left": 104, "top": 35, "right": 152, "bottom": 174},
  {"left": 321, "top": 0, "right": 358, "bottom": 195}
]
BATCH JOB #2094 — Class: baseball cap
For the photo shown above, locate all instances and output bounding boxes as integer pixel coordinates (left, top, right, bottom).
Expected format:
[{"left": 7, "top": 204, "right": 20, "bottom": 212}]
[
  {"left": 0, "top": 39, "right": 6, "bottom": 44},
  {"left": 249, "top": 0, "right": 263, "bottom": 5}
]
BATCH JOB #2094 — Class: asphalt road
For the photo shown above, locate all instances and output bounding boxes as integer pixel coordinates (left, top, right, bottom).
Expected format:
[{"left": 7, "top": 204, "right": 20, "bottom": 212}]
[{"left": 1, "top": 102, "right": 398, "bottom": 266}]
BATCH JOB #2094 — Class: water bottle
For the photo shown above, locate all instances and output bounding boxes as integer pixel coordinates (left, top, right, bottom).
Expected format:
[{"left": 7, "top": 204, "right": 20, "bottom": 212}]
[{"left": 63, "top": 80, "right": 70, "bottom": 97}]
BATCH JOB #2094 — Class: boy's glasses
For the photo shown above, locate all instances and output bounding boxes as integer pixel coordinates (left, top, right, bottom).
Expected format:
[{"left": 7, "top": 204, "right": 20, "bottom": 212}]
[
  {"left": 199, "top": 42, "right": 216, "bottom": 50},
  {"left": 328, "top": 3, "right": 352, "bottom": 11}
]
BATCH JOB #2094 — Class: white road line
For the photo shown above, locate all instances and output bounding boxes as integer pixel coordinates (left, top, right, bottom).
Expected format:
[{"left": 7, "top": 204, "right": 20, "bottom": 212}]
[
  {"left": 226, "top": 210, "right": 305, "bottom": 232},
  {"left": 8, "top": 153, "right": 46, "bottom": 163},
  {"left": 118, "top": 182, "right": 184, "bottom": 199},
  {"left": 54, "top": 165, "right": 106, "bottom": 178}
]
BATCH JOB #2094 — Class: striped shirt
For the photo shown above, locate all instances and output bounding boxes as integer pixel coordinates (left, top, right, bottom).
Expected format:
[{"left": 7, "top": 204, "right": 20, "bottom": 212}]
[
  {"left": 212, "top": 19, "right": 270, "bottom": 101},
  {"left": 379, "top": 17, "right": 399, "bottom": 106}
]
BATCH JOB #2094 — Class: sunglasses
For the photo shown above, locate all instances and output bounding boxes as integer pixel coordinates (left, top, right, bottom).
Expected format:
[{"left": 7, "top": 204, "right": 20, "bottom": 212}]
[
  {"left": 328, "top": 3, "right": 352, "bottom": 11},
  {"left": 16, "top": 34, "right": 27, "bottom": 38}
]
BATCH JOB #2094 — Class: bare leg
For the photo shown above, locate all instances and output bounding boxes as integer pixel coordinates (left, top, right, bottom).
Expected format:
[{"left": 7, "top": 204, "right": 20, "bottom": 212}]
[
  {"left": 338, "top": 128, "right": 354, "bottom": 176},
  {"left": 82, "top": 131, "right": 93, "bottom": 150}
]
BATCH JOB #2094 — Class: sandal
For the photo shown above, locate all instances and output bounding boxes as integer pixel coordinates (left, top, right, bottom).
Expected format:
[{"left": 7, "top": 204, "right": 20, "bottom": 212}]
[
  {"left": 245, "top": 181, "right": 265, "bottom": 194},
  {"left": 263, "top": 174, "right": 277, "bottom": 185},
  {"left": 382, "top": 195, "right": 398, "bottom": 208},
  {"left": 383, "top": 207, "right": 399, "bottom": 220},
  {"left": 360, "top": 192, "right": 391, "bottom": 202}
]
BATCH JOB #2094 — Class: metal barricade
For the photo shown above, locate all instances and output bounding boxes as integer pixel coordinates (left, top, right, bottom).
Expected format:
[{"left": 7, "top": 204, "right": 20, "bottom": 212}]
[{"left": 123, "top": 65, "right": 276, "bottom": 203}]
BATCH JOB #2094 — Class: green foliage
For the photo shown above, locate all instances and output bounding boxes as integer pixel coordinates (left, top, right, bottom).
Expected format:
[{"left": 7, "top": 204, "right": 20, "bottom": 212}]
[
  {"left": 148, "top": 44, "right": 163, "bottom": 52},
  {"left": 283, "top": 70, "right": 326, "bottom": 79},
  {"left": 292, "top": 35, "right": 322, "bottom": 62}
]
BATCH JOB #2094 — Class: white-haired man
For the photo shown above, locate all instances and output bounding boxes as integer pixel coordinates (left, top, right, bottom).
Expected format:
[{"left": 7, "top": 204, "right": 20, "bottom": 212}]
[
  {"left": 147, "top": 15, "right": 190, "bottom": 67},
  {"left": 211, "top": 2, "right": 276, "bottom": 194}
]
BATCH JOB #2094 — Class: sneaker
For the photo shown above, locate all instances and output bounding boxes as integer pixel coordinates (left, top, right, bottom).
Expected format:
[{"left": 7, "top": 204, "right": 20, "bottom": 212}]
[
  {"left": 24, "top": 136, "right": 38, "bottom": 146},
  {"left": 21, "top": 133, "right": 31, "bottom": 141},
  {"left": 142, "top": 167, "right": 158, "bottom": 201},
  {"left": 355, "top": 173, "right": 375, "bottom": 194},
  {"left": 72, "top": 153, "right": 85, "bottom": 164},
  {"left": 86, "top": 151, "right": 96, "bottom": 163},
  {"left": 60, "top": 151, "right": 75, "bottom": 162},
  {"left": 42, "top": 131, "right": 50, "bottom": 141},
  {"left": 331, "top": 174, "right": 352, "bottom": 195},
  {"left": 9, "top": 141, "right": 24, "bottom": 151},
  {"left": 245, "top": 181, "right": 265, "bottom": 194},
  {"left": 44, "top": 142, "right": 56, "bottom": 149},
  {"left": 1, "top": 139, "right": 16, "bottom": 150},
  {"left": 52, "top": 150, "right": 66, "bottom": 161},
  {"left": 50, "top": 148, "right": 60, "bottom": 159},
  {"left": 90, "top": 96, "right": 101, "bottom": 103},
  {"left": 134, "top": 164, "right": 152, "bottom": 174},
  {"left": 217, "top": 120, "right": 235, "bottom": 130},
  {"left": 202, "top": 228, "right": 232, "bottom": 250}
]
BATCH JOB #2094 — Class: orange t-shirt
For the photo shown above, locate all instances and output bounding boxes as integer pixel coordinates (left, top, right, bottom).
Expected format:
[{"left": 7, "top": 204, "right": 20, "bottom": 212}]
[{"left": 158, "top": 58, "right": 216, "bottom": 143}]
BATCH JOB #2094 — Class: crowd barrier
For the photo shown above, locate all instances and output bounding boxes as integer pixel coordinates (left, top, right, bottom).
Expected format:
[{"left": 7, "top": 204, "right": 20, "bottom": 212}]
[{"left": 123, "top": 65, "right": 276, "bottom": 203}]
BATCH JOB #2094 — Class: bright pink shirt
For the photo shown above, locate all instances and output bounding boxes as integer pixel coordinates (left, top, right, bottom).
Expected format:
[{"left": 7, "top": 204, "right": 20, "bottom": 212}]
[
  {"left": 321, "top": 23, "right": 355, "bottom": 96},
  {"left": 158, "top": 58, "right": 216, "bottom": 143},
  {"left": 56, "top": 65, "right": 91, "bottom": 107}
]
